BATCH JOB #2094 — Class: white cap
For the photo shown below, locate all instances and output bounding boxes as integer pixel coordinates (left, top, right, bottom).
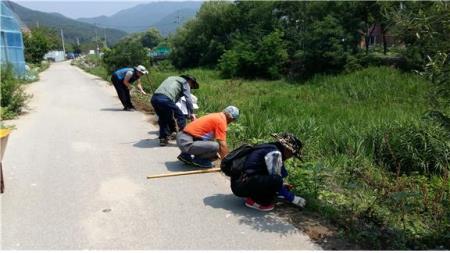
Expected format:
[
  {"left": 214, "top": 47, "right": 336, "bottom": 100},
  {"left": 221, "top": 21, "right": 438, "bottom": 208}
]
[{"left": 136, "top": 65, "right": 148, "bottom": 74}]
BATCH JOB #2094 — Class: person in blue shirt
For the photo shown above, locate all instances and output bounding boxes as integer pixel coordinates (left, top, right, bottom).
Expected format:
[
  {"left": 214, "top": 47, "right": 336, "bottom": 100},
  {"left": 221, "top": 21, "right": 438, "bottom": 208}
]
[
  {"left": 111, "top": 65, "right": 148, "bottom": 111},
  {"left": 230, "top": 133, "right": 306, "bottom": 211}
]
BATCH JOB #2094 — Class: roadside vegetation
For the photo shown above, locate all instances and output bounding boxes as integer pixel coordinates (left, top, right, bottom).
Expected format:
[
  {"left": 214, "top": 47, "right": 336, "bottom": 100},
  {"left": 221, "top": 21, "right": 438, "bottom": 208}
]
[
  {"left": 72, "top": 1, "right": 449, "bottom": 249},
  {"left": 1, "top": 26, "right": 55, "bottom": 120}
]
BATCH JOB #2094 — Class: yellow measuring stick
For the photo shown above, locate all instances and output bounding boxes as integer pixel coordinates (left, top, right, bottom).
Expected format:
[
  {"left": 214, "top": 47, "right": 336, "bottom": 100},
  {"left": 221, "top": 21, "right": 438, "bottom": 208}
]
[{"left": 147, "top": 168, "right": 221, "bottom": 179}]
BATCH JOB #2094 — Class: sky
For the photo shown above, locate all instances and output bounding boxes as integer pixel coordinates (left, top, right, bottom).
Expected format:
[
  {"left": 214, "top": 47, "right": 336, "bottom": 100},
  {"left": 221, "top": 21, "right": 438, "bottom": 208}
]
[{"left": 14, "top": 0, "right": 199, "bottom": 19}]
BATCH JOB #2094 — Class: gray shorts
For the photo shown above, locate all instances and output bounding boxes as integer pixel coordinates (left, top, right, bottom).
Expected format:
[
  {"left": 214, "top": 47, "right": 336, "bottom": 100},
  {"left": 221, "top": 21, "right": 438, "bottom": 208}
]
[{"left": 176, "top": 131, "right": 219, "bottom": 160}]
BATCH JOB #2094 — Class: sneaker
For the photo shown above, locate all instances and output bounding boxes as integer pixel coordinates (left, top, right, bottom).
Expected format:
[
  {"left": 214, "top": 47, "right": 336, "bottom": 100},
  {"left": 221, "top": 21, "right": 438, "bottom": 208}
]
[
  {"left": 191, "top": 157, "right": 214, "bottom": 168},
  {"left": 177, "top": 153, "right": 193, "bottom": 165},
  {"left": 245, "top": 198, "right": 274, "bottom": 212},
  {"left": 168, "top": 132, "right": 177, "bottom": 141},
  {"left": 159, "top": 138, "right": 168, "bottom": 146}
]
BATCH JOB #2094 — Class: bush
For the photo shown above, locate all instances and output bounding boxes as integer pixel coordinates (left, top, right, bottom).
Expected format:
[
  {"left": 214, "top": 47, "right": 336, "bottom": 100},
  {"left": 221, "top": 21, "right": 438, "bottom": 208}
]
[
  {"left": 0, "top": 64, "right": 30, "bottom": 119},
  {"left": 371, "top": 123, "right": 449, "bottom": 175},
  {"left": 102, "top": 40, "right": 150, "bottom": 75},
  {"left": 23, "top": 27, "right": 60, "bottom": 64}
]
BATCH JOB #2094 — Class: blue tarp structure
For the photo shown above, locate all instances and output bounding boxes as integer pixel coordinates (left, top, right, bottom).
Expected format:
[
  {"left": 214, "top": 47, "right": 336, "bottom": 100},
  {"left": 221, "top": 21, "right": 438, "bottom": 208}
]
[{"left": 1, "top": 2, "right": 26, "bottom": 76}]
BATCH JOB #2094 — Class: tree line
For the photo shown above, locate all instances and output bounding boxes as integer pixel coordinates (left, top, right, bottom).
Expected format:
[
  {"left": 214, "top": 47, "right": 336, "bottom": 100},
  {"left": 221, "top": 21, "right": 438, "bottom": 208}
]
[{"left": 168, "top": 1, "right": 448, "bottom": 80}]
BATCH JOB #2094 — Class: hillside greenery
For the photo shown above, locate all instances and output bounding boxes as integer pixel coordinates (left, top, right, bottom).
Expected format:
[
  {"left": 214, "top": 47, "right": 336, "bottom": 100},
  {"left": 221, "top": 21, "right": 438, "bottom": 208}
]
[{"left": 6, "top": 1, "right": 126, "bottom": 49}]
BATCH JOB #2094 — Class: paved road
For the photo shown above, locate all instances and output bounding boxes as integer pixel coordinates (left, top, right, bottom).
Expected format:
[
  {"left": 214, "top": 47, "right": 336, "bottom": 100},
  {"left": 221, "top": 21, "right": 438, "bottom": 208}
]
[{"left": 1, "top": 61, "right": 320, "bottom": 250}]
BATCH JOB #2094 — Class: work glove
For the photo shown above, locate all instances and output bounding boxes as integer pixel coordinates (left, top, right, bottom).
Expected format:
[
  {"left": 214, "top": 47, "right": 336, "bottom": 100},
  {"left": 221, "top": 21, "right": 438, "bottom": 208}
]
[{"left": 291, "top": 196, "right": 306, "bottom": 208}]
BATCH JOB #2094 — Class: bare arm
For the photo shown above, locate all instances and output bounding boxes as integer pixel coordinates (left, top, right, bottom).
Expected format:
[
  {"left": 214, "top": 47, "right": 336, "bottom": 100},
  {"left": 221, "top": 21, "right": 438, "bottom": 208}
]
[
  {"left": 123, "top": 72, "right": 133, "bottom": 90},
  {"left": 218, "top": 140, "right": 229, "bottom": 159},
  {"left": 136, "top": 79, "right": 146, "bottom": 94}
]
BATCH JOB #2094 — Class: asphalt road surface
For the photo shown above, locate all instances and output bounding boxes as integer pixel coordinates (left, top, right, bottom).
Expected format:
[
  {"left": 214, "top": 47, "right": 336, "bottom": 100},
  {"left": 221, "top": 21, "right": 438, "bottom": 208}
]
[{"left": 1, "top": 61, "right": 320, "bottom": 250}]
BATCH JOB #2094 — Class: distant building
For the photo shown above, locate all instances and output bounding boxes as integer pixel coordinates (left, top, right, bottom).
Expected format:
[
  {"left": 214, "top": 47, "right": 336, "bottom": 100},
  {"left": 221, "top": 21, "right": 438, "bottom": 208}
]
[
  {"left": 44, "top": 50, "right": 65, "bottom": 62},
  {"left": 0, "top": 1, "right": 26, "bottom": 75},
  {"left": 360, "top": 24, "right": 397, "bottom": 49},
  {"left": 149, "top": 46, "right": 170, "bottom": 60}
]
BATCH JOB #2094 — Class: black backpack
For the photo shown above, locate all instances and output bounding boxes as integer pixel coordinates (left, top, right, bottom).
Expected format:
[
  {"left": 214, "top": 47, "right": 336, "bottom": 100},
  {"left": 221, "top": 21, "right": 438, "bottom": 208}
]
[{"left": 220, "top": 144, "right": 271, "bottom": 178}]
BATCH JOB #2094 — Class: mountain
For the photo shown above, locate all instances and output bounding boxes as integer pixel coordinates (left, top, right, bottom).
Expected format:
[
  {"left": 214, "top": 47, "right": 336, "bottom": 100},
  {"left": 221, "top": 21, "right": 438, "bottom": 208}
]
[
  {"left": 78, "top": 1, "right": 202, "bottom": 34},
  {"left": 153, "top": 8, "right": 198, "bottom": 37},
  {"left": 5, "top": 1, "right": 127, "bottom": 45}
]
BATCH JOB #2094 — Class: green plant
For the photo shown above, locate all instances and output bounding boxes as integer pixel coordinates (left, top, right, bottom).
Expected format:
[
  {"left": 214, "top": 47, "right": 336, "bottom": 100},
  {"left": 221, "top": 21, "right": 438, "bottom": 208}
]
[
  {"left": 0, "top": 64, "right": 30, "bottom": 119},
  {"left": 102, "top": 40, "right": 150, "bottom": 75}
]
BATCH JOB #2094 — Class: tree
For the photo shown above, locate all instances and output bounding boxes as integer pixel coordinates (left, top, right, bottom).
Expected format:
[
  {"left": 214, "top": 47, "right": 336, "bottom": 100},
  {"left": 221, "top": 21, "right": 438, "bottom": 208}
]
[
  {"left": 102, "top": 40, "right": 149, "bottom": 74},
  {"left": 23, "top": 27, "right": 60, "bottom": 63},
  {"left": 141, "top": 28, "right": 163, "bottom": 49},
  {"left": 391, "top": 2, "right": 450, "bottom": 131},
  {"left": 170, "top": 1, "right": 238, "bottom": 68}
]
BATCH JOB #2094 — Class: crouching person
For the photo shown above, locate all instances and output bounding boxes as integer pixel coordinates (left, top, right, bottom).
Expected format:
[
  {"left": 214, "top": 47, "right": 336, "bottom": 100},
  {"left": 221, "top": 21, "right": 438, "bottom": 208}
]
[
  {"left": 231, "top": 133, "right": 306, "bottom": 211},
  {"left": 176, "top": 106, "right": 239, "bottom": 168}
]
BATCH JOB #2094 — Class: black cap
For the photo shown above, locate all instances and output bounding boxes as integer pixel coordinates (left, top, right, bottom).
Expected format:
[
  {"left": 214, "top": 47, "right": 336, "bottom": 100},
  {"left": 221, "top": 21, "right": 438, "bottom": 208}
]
[{"left": 180, "top": 75, "right": 199, "bottom": 89}]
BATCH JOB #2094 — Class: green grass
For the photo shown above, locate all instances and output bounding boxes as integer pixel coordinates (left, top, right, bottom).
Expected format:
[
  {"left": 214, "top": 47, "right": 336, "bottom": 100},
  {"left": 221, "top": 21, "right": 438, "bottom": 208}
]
[
  {"left": 145, "top": 66, "right": 448, "bottom": 249},
  {"left": 76, "top": 56, "right": 449, "bottom": 249}
]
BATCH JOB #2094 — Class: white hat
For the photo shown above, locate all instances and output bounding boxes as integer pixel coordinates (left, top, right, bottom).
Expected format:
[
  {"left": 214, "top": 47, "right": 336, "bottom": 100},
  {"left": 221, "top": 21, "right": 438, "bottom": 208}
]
[{"left": 136, "top": 65, "right": 148, "bottom": 74}]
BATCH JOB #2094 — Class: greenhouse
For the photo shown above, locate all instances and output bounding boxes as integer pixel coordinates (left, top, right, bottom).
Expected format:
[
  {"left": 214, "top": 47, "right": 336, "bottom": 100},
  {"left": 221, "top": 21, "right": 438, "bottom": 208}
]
[{"left": 0, "top": 2, "right": 26, "bottom": 76}]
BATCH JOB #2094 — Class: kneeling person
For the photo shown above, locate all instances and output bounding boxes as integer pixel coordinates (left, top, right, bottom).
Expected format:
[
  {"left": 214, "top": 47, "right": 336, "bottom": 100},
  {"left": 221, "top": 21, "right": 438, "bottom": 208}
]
[
  {"left": 176, "top": 106, "right": 239, "bottom": 168},
  {"left": 231, "top": 133, "right": 306, "bottom": 212}
]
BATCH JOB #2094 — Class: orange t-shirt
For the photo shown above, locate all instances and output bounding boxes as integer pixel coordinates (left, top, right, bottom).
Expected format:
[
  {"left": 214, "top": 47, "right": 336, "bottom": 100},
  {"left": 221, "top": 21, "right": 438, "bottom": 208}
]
[{"left": 184, "top": 112, "right": 227, "bottom": 141}]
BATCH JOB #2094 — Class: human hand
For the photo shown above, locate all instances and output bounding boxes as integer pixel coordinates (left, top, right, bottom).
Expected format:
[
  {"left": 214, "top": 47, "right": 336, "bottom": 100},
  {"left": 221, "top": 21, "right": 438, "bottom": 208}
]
[
  {"left": 140, "top": 90, "right": 147, "bottom": 95},
  {"left": 283, "top": 183, "right": 294, "bottom": 190},
  {"left": 291, "top": 196, "right": 306, "bottom": 208},
  {"left": 190, "top": 114, "right": 197, "bottom": 121}
]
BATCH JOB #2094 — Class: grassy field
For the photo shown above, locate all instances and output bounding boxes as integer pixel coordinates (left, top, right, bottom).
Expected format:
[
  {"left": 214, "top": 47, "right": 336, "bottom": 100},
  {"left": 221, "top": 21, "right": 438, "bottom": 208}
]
[{"left": 74, "top": 57, "right": 449, "bottom": 249}]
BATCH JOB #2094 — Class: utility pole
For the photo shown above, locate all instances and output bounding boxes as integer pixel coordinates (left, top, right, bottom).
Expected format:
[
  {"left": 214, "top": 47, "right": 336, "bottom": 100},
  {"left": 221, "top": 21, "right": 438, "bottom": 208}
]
[
  {"left": 60, "top": 28, "right": 66, "bottom": 56},
  {"left": 176, "top": 11, "right": 180, "bottom": 24},
  {"left": 104, "top": 30, "right": 107, "bottom": 48},
  {"left": 95, "top": 23, "right": 99, "bottom": 55}
]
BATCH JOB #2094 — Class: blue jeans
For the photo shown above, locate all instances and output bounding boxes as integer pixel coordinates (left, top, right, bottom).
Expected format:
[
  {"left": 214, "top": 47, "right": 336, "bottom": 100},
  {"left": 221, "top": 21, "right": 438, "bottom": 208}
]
[{"left": 151, "top": 93, "right": 186, "bottom": 139}]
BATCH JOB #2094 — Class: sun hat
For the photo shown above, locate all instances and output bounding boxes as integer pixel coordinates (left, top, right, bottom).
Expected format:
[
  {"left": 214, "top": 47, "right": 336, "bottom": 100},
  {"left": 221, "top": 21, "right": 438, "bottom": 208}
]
[
  {"left": 271, "top": 132, "right": 303, "bottom": 159},
  {"left": 180, "top": 75, "right": 199, "bottom": 89},
  {"left": 135, "top": 65, "right": 149, "bottom": 74}
]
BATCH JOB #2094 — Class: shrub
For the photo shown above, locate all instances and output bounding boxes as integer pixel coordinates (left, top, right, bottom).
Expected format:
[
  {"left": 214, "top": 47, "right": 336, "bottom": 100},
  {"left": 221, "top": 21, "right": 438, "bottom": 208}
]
[
  {"left": 371, "top": 123, "right": 449, "bottom": 176},
  {"left": 0, "top": 64, "right": 30, "bottom": 119}
]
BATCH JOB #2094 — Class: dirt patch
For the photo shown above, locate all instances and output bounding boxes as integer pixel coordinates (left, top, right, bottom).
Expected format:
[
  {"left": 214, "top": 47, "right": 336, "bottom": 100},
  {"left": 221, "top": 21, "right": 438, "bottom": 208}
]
[
  {"left": 275, "top": 202, "right": 360, "bottom": 250},
  {"left": 131, "top": 92, "right": 154, "bottom": 114}
]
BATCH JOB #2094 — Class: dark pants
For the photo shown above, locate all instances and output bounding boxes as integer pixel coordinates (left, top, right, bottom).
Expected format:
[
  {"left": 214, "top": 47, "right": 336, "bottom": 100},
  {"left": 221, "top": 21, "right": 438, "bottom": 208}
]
[
  {"left": 231, "top": 173, "right": 283, "bottom": 206},
  {"left": 169, "top": 115, "right": 188, "bottom": 133},
  {"left": 111, "top": 74, "right": 133, "bottom": 109},
  {"left": 151, "top": 93, "right": 186, "bottom": 139}
]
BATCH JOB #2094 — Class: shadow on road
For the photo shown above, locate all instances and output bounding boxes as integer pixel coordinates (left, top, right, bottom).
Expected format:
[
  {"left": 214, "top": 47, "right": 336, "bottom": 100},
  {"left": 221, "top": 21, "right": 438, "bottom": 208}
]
[
  {"left": 133, "top": 139, "right": 177, "bottom": 148},
  {"left": 203, "top": 193, "right": 297, "bottom": 236},
  {"left": 164, "top": 160, "right": 195, "bottom": 172}
]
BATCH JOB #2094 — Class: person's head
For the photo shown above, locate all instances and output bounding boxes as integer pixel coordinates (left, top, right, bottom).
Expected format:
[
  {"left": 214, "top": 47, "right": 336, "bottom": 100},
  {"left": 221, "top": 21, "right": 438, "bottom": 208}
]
[
  {"left": 135, "top": 65, "right": 149, "bottom": 77},
  {"left": 180, "top": 75, "right": 199, "bottom": 89},
  {"left": 223, "top": 105, "right": 239, "bottom": 124},
  {"left": 272, "top": 133, "right": 303, "bottom": 160}
]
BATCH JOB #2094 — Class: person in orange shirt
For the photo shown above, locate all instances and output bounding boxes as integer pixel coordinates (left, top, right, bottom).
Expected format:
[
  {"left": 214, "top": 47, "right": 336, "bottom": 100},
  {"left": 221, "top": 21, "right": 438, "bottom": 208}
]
[{"left": 176, "top": 106, "right": 239, "bottom": 168}]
